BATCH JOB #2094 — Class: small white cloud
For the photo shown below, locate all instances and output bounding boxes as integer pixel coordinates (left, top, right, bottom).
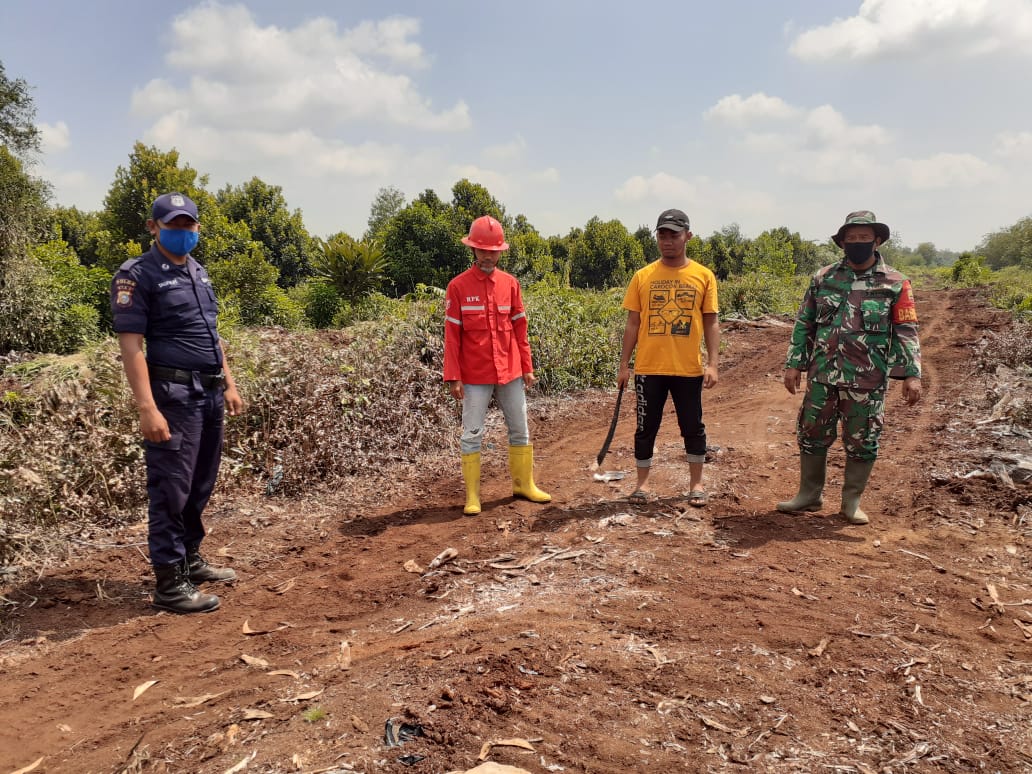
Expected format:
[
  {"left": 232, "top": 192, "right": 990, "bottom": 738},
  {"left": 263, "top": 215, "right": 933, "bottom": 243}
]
[
  {"left": 781, "top": 149, "right": 883, "bottom": 186},
  {"left": 995, "top": 131, "right": 1032, "bottom": 159},
  {"left": 790, "top": 0, "right": 1032, "bottom": 61},
  {"left": 708, "top": 95, "right": 888, "bottom": 156},
  {"left": 704, "top": 92, "right": 798, "bottom": 126},
  {"left": 448, "top": 164, "right": 510, "bottom": 196},
  {"left": 803, "top": 105, "right": 890, "bottom": 148},
  {"left": 895, "top": 152, "right": 999, "bottom": 190},
  {"left": 483, "top": 135, "right": 527, "bottom": 162},
  {"left": 614, "top": 172, "right": 699, "bottom": 202},
  {"left": 532, "top": 167, "right": 560, "bottom": 184},
  {"left": 39, "top": 121, "right": 71, "bottom": 153},
  {"left": 740, "top": 132, "right": 794, "bottom": 153}
]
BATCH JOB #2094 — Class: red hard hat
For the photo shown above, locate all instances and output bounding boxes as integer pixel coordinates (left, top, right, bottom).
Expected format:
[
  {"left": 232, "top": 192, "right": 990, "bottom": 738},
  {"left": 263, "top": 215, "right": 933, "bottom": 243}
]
[{"left": 461, "top": 216, "right": 509, "bottom": 251}]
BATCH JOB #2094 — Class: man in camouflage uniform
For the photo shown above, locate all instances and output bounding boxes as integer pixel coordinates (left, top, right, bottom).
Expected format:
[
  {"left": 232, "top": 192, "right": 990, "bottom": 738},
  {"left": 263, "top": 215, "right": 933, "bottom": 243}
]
[{"left": 778, "top": 211, "right": 922, "bottom": 525}]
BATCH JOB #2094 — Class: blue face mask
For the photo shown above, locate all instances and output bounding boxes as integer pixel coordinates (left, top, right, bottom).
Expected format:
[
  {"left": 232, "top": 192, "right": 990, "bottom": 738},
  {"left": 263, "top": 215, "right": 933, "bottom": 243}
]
[{"left": 159, "top": 227, "right": 199, "bottom": 256}]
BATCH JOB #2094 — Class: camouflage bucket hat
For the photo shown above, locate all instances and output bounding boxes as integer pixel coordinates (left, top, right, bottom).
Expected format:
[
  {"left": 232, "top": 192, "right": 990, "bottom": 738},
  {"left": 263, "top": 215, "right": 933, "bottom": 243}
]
[{"left": 832, "top": 210, "right": 890, "bottom": 247}]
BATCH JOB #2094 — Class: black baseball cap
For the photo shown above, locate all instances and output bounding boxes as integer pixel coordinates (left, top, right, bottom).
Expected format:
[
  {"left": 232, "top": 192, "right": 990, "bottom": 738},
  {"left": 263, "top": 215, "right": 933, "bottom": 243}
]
[{"left": 655, "top": 208, "right": 690, "bottom": 232}]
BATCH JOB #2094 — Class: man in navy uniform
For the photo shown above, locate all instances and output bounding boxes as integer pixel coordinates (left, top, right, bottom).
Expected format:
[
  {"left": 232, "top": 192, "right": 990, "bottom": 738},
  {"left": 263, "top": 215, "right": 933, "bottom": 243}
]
[{"left": 111, "top": 192, "right": 243, "bottom": 613}]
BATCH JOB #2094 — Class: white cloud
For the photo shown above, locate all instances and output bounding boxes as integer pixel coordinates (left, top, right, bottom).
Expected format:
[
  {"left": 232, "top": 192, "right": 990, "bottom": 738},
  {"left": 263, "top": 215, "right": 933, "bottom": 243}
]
[
  {"left": 532, "top": 167, "right": 560, "bottom": 184},
  {"left": 780, "top": 149, "right": 884, "bottom": 185},
  {"left": 483, "top": 135, "right": 527, "bottom": 162},
  {"left": 132, "top": 3, "right": 470, "bottom": 144},
  {"left": 145, "top": 110, "right": 400, "bottom": 177},
  {"left": 790, "top": 0, "right": 1032, "bottom": 61},
  {"left": 704, "top": 93, "right": 798, "bottom": 126},
  {"left": 802, "top": 105, "right": 890, "bottom": 148},
  {"left": 613, "top": 173, "right": 774, "bottom": 213},
  {"left": 614, "top": 172, "right": 700, "bottom": 202},
  {"left": 995, "top": 131, "right": 1032, "bottom": 159},
  {"left": 39, "top": 121, "right": 70, "bottom": 154},
  {"left": 706, "top": 93, "right": 889, "bottom": 158},
  {"left": 895, "top": 152, "right": 1000, "bottom": 189},
  {"left": 448, "top": 164, "right": 510, "bottom": 197}
]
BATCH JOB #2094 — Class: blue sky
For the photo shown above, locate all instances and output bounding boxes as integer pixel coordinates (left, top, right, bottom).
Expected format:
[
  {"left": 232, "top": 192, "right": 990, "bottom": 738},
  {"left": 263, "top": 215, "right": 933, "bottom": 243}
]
[{"left": 3, "top": 0, "right": 1031, "bottom": 251}]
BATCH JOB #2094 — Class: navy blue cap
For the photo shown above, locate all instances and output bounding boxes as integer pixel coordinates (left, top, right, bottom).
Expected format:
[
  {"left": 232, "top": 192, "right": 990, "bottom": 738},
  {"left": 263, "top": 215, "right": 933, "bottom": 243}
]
[{"left": 151, "top": 192, "right": 199, "bottom": 224}]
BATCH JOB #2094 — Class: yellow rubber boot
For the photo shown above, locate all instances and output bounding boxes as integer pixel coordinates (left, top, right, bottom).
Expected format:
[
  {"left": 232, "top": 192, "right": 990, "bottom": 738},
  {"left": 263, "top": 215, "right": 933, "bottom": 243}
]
[
  {"left": 509, "top": 445, "right": 551, "bottom": 503},
  {"left": 461, "top": 452, "right": 481, "bottom": 516}
]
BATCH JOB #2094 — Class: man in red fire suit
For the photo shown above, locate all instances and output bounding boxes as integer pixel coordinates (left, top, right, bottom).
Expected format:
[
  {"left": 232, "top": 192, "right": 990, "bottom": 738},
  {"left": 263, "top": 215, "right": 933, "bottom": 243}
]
[{"left": 443, "top": 215, "right": 551, "bottom": 515}]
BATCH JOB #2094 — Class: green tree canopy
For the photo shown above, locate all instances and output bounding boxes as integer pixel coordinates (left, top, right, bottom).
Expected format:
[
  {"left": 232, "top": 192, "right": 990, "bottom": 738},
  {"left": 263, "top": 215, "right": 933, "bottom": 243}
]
[
  {"left": 978, "top": 216, "right": 1032, "bottom": 270},
  {"left": 633, "top": 225, "right": 660, "bottom": 264},
  {"left": 742, "top": 227, "right": 797, "bottom": 277},
  {"left": 364, "top": 185, "right": 406, "bottom": 242},
  {"left": 382, "top": 200, "right": 466, "bottom": 294},
  {"left": 0, "top": 146, "right": 50, "bottom": 258},
  {"left": 99, "top": 142, "right": 256, "bottom": 271},
  {"left": 569, "top": 217, "right": 644, "bottom": 290},
  {"left": 0, "top": 60, "right": 41, "bottom": 156},
  {"left": 451, "top": 178, "right": 506, "bottom": 230},
  {"left": 217, "top": 177, "right": 315, "bottom": 287}
]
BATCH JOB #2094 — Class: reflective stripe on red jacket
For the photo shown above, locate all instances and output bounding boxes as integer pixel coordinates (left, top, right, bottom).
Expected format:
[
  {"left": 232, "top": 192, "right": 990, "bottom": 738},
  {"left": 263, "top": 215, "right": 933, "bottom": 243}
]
[{"left": 443, "top": 267, "right": 533, "bottom": 384}]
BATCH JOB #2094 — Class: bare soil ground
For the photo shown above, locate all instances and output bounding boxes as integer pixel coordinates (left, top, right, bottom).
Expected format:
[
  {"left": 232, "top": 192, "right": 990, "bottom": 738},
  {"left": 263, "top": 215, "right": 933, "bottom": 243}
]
[{"left": 1, "top": 289, "right": 1030, "bottom": 774}]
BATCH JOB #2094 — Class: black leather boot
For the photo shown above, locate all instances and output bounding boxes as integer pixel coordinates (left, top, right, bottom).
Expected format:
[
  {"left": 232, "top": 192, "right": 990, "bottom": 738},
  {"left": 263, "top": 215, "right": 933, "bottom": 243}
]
[
  {"left": 186, "top": 550, "right": 237, "bottom": 584},
  {"left": 153, "top": 561, "right": 220, "bottom": 613}
]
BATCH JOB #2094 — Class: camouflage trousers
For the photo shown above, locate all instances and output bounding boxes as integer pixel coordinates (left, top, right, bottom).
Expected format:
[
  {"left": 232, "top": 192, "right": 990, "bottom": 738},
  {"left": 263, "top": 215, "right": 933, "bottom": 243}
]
[{"left": 796, "top": 381, "right": 885, "bottom": 462}]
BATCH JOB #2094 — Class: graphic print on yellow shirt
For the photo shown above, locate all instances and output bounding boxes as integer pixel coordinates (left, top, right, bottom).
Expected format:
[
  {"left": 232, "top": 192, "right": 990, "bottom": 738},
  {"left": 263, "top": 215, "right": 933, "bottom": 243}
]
[
  {"left": 647, "top": 280, "right": 698, "bottom": 337},
  {"left": 624, "top": 261, "right": 718, "bottom": 378}
]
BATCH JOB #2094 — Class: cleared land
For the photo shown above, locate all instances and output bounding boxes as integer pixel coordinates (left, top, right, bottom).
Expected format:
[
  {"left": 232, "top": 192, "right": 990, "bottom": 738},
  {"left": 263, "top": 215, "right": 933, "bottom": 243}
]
[{"left": 1, "top": 289, "right": 1030, "bottom": 773}]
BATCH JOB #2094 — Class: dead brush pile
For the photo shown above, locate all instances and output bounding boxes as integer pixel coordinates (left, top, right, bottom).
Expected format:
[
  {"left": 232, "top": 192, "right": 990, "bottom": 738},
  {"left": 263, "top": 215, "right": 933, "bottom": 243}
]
[
  {"left": 225, "top": 308, "right": 452, "bottom": 497},
  {"left": 974, "top": 318, "right": 1032, "bottom": 427},
  {"left": 0, "top": 304, "right": 453, "bottom": 568}
]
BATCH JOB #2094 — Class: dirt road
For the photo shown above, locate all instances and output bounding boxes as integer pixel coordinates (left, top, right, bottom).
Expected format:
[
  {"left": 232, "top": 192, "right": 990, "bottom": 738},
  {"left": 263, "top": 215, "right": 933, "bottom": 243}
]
[{"left": 1, "top": 289, "right": 1030, "bottom": 773}]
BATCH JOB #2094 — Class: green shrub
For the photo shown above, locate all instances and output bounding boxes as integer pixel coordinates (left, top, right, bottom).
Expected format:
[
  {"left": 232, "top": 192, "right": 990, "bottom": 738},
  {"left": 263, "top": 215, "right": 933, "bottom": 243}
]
[
  {"left": 0, "top": 241, "right": 108, "bottom": 354},
  {"left": 525, "top": 284, "right": 624, "bottom": 393},
  {"left": 291, "top": 279, "right": 342, "bottom": 329},
  {"left": 720, "top": 272, "right": 807, "bottom": 318},
  {"left": 988, "top": 266, "right": 1032, "bottom": 317},
  {"left": 950, "top": 253, "right": 992, "bottom": 286},
  {"left": 332, "top": 292, "right": 400, "bottom": 328}
]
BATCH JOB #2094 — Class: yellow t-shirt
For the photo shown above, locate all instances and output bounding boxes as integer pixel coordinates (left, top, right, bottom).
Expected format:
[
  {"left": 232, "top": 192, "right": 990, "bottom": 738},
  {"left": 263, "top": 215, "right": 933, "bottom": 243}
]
[{"left": 622, "top": 259, "right": 719, "bottom": 377}]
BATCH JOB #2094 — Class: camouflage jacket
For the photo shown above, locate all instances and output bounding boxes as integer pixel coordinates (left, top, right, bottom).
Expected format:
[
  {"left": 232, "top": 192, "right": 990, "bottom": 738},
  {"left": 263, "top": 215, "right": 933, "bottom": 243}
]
[{"left": 785, "top": 254, "right": 922, "bottom": 391}]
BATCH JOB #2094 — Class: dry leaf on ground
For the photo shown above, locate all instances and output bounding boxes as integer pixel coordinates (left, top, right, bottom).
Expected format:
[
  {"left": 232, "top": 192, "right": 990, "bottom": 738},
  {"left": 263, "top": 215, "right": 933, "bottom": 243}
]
[
  {"left": 173, "top": 692, "right": 224, "bottom": 708},
  {"left": 132, "top": 680, "right": 159, "bottom": 700},
  {"left": 7, "top": 757, "right": 45, "bottom": 774},
  {"left": 477, "top": 738, "right": 536, "bottom": 761}
]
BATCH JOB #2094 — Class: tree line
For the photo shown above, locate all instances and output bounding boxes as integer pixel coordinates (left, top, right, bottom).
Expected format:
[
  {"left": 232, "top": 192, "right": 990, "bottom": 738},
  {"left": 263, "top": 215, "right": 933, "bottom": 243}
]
[{"left": 2, "top": 60, "right": 1027, "bottom": 355}]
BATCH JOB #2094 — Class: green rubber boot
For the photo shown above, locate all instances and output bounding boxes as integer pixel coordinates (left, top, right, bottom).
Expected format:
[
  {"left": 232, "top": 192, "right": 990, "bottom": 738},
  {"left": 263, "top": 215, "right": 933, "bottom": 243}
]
[
  {"left": 776, "top": 453, "right": 826, "bottom": 512},
  {"left": 840, "top": 458, "right": 875, "bottom": 525}
]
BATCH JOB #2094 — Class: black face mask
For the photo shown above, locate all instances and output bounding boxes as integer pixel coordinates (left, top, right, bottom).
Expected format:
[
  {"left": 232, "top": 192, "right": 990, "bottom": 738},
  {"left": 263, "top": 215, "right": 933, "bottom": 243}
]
[{"left": 843, "top": 241, "right": 875, "bottom": 264}]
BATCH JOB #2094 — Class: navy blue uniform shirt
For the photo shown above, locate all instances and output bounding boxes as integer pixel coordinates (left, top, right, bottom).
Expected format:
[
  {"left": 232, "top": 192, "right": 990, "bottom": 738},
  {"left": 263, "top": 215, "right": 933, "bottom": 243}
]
[{"left": 111, "top": 244, "right": 223, "bottom": 371}]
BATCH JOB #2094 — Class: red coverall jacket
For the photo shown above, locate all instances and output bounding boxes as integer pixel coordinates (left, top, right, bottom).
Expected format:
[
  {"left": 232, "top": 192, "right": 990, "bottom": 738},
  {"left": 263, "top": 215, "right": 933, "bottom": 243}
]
[{"left": 443, "top": 266, "right": 533, "bottom": 385}]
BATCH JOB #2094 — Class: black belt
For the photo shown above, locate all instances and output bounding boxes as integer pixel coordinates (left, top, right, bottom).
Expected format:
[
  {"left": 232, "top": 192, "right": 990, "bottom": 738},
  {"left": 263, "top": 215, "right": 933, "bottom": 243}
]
[{"left": 149, "top": 365, "right": 225, "bottom": 389}]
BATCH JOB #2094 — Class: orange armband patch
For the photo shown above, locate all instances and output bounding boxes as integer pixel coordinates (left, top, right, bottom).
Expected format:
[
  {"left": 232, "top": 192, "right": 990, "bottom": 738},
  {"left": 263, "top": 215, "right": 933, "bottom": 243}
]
[{"left": 891, "top": 280, "right": 918, "bottom": 324}]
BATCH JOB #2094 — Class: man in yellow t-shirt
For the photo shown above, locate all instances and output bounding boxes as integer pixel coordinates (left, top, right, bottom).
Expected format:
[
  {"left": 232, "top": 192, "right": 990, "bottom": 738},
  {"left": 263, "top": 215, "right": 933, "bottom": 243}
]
[{"left": 617, "top": 208, "right": 720, "bottom": 506}]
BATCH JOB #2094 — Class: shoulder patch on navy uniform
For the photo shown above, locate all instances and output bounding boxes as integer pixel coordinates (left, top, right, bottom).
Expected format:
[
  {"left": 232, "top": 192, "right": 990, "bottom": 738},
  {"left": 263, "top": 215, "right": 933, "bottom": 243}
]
[
  {"left": 114, "top": 277, "right": 137, "bottom": 307},
  {"left": 118, "top": 256, "right": 144, "bottom": 272}
]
